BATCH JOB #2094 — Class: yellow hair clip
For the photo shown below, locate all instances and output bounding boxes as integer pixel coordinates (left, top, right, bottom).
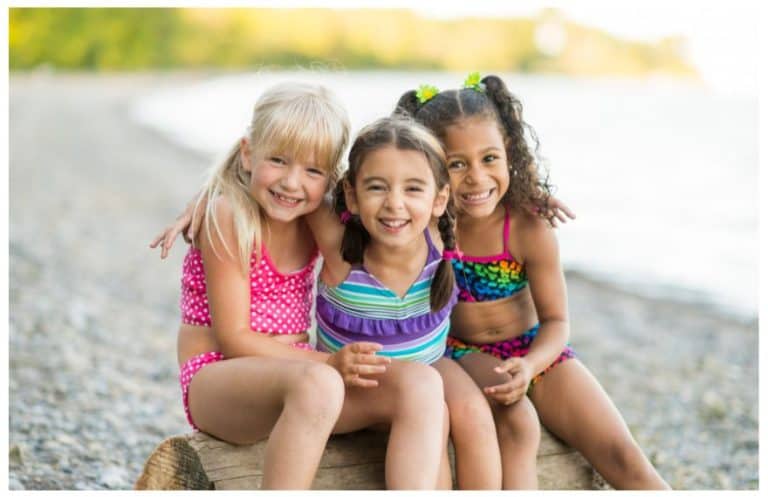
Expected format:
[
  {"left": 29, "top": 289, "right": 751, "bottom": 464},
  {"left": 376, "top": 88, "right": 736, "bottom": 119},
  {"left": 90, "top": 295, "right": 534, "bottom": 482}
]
[
  {"left": 415, "top": 84, "right": 439, "bottom": 104},
  {"left": 463, "top": 71, "right": 485, "bottom": 92}
]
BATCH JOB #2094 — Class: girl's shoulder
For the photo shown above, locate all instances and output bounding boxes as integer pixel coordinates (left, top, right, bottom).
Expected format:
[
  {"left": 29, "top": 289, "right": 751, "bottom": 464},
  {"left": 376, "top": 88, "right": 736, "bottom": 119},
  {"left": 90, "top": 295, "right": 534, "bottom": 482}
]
[
  {"left": 198, "top": 195, "right": 239, "bottom": 256},
  {"left": 507, "top": 207, "right": 557, "bottom": 261}
]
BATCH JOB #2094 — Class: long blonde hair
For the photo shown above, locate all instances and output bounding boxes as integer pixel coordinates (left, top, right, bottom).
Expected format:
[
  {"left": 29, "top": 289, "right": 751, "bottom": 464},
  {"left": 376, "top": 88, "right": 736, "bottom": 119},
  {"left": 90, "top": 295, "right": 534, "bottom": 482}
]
[{"left": 197, "top": 82, "right": 350, "bottom": 271}]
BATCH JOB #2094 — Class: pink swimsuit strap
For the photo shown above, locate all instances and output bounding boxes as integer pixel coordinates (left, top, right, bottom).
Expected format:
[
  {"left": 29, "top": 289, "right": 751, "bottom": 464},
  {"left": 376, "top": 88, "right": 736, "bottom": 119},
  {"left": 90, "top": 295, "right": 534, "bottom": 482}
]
[{"left": 453, "top": 207, "right": 520, "bottom": 264}]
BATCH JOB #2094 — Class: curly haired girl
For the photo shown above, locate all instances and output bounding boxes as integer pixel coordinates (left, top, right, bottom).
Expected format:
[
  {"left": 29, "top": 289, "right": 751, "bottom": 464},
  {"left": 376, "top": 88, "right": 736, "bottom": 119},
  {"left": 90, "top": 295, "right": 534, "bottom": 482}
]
[{"left": 395, "top": 73, "right": 669, "bottom": 490}]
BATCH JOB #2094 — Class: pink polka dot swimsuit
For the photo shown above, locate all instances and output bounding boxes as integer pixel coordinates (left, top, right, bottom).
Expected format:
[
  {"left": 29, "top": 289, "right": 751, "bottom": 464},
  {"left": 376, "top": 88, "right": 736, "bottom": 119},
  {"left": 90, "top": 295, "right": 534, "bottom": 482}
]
[{"left": 180, "top": 244, "right": 319, "bottom": 335}]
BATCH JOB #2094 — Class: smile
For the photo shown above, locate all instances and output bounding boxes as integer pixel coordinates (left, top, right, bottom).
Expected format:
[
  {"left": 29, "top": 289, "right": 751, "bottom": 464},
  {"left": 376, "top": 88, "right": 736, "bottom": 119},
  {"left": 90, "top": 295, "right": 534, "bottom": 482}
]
[
  {"left": 460, "top": 189, "right": 494, "bottom": 204},
  {"left": 379, "top": 218, "right": 411, "bottom": 231},
  {"left": 269, "top": 190, "right": 303, "bottom": 206}
]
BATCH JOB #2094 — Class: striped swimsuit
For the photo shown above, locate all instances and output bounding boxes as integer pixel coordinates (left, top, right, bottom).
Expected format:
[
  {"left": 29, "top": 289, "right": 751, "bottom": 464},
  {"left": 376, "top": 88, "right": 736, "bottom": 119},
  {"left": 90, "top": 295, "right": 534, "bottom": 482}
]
[{"left": 315, "top": 231, "right": 458, "bottom": 365}]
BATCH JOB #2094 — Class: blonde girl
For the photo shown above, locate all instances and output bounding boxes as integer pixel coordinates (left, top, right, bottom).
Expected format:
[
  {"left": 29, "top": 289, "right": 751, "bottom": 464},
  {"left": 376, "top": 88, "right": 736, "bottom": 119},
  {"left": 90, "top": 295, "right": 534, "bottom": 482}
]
[{"left": 169, "top": 83, "right": 446, "bottom": 489}]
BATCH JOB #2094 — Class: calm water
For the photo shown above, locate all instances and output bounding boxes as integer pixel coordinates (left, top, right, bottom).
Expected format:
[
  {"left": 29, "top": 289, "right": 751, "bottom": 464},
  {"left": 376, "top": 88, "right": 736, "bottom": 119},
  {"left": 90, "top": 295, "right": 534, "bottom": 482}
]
[{"left": 132, "top": 71, "right": 758, "bottom": 318}]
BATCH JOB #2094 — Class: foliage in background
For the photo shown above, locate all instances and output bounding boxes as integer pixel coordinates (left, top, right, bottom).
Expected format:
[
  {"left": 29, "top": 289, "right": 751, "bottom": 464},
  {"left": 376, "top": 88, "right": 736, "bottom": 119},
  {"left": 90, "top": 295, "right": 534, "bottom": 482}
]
[{"left": 9, "top": 8, "right": 696, "bottom": 77}]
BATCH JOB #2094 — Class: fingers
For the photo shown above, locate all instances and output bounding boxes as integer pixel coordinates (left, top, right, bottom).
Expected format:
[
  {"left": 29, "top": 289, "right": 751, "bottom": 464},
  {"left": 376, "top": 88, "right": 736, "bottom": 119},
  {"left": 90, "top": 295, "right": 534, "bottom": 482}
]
[
  {"left": 149, "top": 232, "right": 164, "bottom": 249},
  {"left": 150, "top": 229, "right": 172, "bottom": 259},
  {"left": 344, "top": 374, "right": 379, "bottom": 388},
  {"left": 487, "top": 388, "right": 526, "bottom": 405},
  {"left": 350, "top": 363, "right": 388, "bottom": 376},
  {"left": 494, "top": 358, "right": 523, "bottom": 375},
  {"left": 484, "top": 381, "right": 527, "bottom": 405},
  {"left": 560, "top": 204, "right": 576, "bottom": 219},
  {"left": 349, "top": 342, "right": 385, "bottom": 354},
  {"left": 554, "top": 210, "right": 568, "bottom": 224},
  {"left": 354, "top": 352, "right": 391, "bottom": 366}
]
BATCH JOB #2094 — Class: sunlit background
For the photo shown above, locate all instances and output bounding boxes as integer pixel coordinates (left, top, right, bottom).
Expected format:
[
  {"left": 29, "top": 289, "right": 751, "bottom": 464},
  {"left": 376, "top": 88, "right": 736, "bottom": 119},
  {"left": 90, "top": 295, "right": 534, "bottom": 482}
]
[{"left": 15, "top": 5, "right": 754, "bottom": 317}]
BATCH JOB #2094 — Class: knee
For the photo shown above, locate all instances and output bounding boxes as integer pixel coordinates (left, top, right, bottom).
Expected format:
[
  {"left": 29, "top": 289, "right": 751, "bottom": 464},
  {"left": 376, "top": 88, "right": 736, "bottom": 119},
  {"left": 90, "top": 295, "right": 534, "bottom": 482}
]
[
  {"left": 449, "top": 394, "right": 495, "bottom": 437},
  {"left": 286, "top": 362, "right": 345, "bottom": 422},
  {"left": 394, "top": 362, "right": 445, "bottom": 412},
  {"left": 494, "top": 400, "right": 541, "bottom": 449},
  {"left": 601, "top": 437, "right": 650, "bottom": 480}
]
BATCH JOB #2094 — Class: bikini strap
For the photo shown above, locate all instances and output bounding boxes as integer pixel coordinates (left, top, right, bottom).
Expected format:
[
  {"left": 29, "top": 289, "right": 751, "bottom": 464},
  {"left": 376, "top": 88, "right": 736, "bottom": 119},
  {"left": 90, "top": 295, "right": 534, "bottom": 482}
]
[{"left": 502, "top": 207, "right": 511, "bottom": 254}]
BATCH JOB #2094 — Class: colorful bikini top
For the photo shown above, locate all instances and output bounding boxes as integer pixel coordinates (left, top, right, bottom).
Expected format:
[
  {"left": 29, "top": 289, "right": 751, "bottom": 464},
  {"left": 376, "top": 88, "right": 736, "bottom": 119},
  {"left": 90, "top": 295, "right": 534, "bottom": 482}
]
[
  {"left": 180, "top": 243, "right": 319, "bottom": 334},
  {"left": 446, "top": 208, "right": 528, "bottom": 302},
  {"left": 315, "top": 230, "right": 458, "bottom": 364}
]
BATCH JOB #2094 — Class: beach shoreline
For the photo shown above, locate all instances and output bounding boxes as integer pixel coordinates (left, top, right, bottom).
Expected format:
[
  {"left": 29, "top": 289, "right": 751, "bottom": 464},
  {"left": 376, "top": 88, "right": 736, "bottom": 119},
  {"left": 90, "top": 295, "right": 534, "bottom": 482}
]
[{"left": 8, "top": 72, "right": 758, "bottom": 489}]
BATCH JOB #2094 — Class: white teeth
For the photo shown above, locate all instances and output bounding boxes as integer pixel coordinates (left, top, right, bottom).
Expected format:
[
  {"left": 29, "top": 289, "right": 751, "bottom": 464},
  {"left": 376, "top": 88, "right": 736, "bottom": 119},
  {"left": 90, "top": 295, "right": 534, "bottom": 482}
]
[
  {"left": 462, "top": 190, "right": 492, "bottom": 201},
  {"left": 272, "top": 191, "right": 301, "bottom": 204},
  {"left": 381, "top": 219, "right": 408, "bottom": 228}
]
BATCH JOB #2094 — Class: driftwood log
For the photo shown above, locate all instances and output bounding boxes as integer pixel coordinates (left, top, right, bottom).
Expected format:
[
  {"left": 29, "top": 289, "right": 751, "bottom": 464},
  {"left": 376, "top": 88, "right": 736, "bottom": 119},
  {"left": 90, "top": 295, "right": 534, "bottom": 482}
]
[{"left": 136, "top": 425, "right": 608, "bottom": 490}]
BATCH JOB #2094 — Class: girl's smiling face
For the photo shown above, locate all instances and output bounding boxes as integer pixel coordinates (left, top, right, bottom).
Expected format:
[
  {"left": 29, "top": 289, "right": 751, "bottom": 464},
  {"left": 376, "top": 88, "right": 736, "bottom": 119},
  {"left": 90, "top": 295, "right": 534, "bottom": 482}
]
[
  {"left": 345, "top": 145, "right": 449, "bottom": 250},
  {"left": 442, "top": 117, "right": 510, "bottom": 218},
  {"left": 241, "top": 140, "right": 330, "bottom": 223}
]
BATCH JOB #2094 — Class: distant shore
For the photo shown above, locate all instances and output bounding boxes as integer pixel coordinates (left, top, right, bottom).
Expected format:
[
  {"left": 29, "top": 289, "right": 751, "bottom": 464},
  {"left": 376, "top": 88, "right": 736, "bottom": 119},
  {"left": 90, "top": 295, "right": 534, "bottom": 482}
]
[{"left": 8, "top": 72, "right": 757, "bottom": 489}]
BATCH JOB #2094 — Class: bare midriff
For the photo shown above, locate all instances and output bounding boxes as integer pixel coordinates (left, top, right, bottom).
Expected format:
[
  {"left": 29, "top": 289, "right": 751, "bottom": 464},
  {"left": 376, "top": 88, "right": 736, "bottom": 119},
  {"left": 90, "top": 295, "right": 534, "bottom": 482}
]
[
  {"left": 449, "top": 286, "right": 539, "bottom": 345},
  {"left": 176, "top": 324, "right": 310, "bottom": 367}
]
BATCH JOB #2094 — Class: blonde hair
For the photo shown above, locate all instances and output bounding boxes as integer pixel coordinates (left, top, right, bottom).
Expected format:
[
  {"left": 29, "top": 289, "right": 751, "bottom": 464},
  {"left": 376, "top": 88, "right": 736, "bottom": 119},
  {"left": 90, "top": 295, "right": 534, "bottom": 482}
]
[{"left": 197, "top": 82, "right": 350, "bottom": 271}]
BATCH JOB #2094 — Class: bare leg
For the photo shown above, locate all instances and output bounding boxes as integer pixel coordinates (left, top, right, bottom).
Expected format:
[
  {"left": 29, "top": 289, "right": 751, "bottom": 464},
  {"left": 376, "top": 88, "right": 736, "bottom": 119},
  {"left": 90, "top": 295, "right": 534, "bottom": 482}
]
[
  {"left": 437, "top": 403, "right": 453, "bottom": 490},
  {"left": 458, "top": 352, "right": 540, "bottom": 489},
  {"left": 332, "top": 359, "right": 447, "bottom": 489},
  {"left": 433, "top": 357, "right": 502, "bottom": 489},
  {"left": 188, "top": 357, "right": 345, "bottom": 489},
  {"left": 529, "top": 359, "right": 670, "bottom": 489}
]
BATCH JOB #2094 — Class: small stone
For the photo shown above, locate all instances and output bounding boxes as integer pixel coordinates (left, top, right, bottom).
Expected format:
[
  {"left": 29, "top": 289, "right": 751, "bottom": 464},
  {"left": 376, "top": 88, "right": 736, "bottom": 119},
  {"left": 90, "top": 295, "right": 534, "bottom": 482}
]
[
  {"left": 9, "top": 475, "right": 25, "bottom": 490},
  {"left": 10, "top": 444, "right": 23, "bottom": 467},
  {"left": 99, "top": 465, "right": 129, "bottom": 489},
  {"left": 700, "top": 391, "right": 727, "bottom": 421}
]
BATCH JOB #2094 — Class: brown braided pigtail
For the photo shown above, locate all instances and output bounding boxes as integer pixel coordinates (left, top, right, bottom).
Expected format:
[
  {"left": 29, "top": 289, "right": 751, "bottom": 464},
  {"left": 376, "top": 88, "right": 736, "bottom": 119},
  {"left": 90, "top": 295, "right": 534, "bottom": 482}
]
[
  {"left": 394, "top": 90, "right": 421, "bottom": 118},
  {"left": 430, "top": 205, "right": 457, "bottom": 311},
  {"left": 332, "top": 172, "right": 369, "bottom": 264}
]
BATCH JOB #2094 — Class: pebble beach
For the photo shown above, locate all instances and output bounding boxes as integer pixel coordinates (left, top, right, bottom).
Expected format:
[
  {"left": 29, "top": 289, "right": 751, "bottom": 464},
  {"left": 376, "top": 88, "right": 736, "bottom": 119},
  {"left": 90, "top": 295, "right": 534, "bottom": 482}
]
[{"left": 8, "top": 72, "right": 759, "bottom": 490}]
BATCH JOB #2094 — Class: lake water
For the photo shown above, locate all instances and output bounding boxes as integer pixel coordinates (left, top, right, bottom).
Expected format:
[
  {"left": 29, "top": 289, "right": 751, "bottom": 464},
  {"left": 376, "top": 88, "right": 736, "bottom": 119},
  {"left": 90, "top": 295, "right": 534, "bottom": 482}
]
[{"left": 132, "top": 70, "right": 758, "bottom": 319}]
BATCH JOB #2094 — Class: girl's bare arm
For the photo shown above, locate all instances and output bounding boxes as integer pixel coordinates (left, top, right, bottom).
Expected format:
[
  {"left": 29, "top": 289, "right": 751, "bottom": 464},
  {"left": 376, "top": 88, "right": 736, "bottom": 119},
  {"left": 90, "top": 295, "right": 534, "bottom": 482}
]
[{"left": 513, "top": 214, "right": 570, "bottom": 375}]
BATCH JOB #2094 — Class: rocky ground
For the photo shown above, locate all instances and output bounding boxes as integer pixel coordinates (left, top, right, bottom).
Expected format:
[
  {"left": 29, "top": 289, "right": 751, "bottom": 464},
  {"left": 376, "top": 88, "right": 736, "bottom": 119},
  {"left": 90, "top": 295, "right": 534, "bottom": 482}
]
[{"left": 8, "top": 72, "right": 759, "bottom": 490}]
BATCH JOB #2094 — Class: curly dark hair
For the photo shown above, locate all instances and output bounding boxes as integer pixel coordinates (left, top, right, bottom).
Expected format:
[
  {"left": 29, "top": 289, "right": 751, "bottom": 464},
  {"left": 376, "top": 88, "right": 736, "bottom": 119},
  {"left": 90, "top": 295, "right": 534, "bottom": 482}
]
[{"left": 394, "top": 75, "right": 555, "bottom": 223}]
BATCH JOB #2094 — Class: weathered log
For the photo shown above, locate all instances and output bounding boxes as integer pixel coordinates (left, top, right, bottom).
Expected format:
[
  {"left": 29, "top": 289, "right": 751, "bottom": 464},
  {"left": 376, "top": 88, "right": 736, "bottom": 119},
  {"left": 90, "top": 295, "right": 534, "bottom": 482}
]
[{"left": 136, "top": 425, "right": 605, "bottom": 490}]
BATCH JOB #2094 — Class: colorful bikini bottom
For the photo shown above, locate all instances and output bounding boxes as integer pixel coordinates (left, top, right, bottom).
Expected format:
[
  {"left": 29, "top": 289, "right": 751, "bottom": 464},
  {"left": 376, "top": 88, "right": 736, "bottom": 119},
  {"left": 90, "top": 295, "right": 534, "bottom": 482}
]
[{"left": 443, "top": 324, "right": 575, "bottom": 387}]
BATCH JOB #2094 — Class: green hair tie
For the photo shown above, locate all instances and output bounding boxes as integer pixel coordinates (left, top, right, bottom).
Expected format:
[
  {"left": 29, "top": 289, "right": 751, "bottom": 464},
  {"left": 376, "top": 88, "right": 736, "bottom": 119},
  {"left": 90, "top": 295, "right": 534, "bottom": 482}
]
[
  {"left": 415, "top": 84, "right": 439, "bottom": 104},
  {"left": 463, "top": 71, "right": 485, "bottom": 92}
]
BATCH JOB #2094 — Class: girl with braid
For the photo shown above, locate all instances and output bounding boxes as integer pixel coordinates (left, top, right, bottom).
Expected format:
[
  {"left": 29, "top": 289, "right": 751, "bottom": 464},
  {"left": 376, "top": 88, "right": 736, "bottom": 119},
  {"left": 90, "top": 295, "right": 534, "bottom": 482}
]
[
  {"left": 308, "top": 115, "right": 503, "bottom": 489},
  {"left": 395, "top": 73, "right": 669, "bottom": 489}
]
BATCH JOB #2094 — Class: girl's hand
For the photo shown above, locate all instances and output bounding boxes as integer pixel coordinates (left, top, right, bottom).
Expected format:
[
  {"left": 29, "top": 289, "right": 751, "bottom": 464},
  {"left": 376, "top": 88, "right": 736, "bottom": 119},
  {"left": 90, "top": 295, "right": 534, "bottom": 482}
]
[
  {"left": 149, "top": 194, "right": 206, "bottom": 259},
  {"left": 326, "top": 342, "right": 391, "bottom": 388},
  {"left": 527, "top": 196, "right": 576, "bottom": 228},
  {"left": 483, "top": 358, "right": 534, "bottom": 405}
]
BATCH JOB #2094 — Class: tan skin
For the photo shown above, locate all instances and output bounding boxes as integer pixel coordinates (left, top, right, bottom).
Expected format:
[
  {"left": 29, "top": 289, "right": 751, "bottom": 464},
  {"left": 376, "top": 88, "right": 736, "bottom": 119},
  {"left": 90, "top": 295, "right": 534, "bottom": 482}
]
[{"left": 442, "top": 117, "right": 669, "bottom": 490}]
